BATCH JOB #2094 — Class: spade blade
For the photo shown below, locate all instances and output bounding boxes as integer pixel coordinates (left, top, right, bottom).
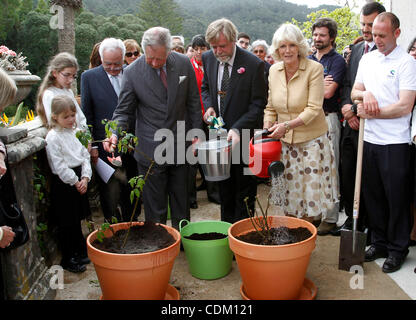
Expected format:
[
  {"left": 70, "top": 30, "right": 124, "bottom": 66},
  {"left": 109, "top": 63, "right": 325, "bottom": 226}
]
[{"left": 338, "top": 229, "right": 367, "bottom": 271}]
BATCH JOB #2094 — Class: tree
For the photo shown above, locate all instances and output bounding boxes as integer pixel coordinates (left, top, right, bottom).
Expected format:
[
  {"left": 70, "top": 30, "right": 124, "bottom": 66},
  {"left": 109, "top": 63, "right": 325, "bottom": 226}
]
[
  {"left": 138, "top": 0, "right": 183, "bottom": 35},
  {"left": 0, "top": 0, "right": 20, "bottom": 41},
  {"left": 291, "top": 7, "right": 360, "bottom": 55}
]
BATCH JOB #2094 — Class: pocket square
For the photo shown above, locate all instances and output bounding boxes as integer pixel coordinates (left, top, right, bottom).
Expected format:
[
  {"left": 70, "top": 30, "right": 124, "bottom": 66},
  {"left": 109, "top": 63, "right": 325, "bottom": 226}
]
[{"left": 179, "top": 76, "right": 187, "bottom": 84}]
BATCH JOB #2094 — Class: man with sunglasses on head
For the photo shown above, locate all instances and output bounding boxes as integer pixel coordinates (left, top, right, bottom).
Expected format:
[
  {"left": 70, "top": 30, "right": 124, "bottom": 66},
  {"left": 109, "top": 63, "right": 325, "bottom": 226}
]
[{"left": 81, "top": 37, "right": 138, "bottom": 223}]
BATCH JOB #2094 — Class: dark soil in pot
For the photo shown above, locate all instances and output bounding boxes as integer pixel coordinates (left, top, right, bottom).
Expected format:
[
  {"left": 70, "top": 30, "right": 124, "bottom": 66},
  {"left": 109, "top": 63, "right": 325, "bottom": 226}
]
[
  {"left": 184, "top": 232, "right": 227, "bottom": 240},
  {"left": 237, "top": 226, "right": 312, "bottom": 246},
  {"left": 92, "top": 222, "right": 176, "bottom": 254}
]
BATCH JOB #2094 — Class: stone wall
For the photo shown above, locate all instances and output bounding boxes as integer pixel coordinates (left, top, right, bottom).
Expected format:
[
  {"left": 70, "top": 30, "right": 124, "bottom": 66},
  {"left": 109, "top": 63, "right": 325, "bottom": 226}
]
[{"left": 0, "top": 119, "right": 56, "bottom": 300}]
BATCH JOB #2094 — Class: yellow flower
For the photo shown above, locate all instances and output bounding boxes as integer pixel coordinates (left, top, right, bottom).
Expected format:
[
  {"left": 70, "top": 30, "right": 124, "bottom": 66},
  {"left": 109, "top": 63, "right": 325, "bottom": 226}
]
[
  {"left": 0, "top": 113, "right": 11, "bottom": 126},
  {"left": 26, "top": 110, "right": 34, "bottom": 122}
]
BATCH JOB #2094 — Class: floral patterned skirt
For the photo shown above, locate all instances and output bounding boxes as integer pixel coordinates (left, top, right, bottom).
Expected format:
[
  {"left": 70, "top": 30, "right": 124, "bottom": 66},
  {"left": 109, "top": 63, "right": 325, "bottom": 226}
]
[{"left": 280, "top": 133, "right": 339, "bottom": 218}]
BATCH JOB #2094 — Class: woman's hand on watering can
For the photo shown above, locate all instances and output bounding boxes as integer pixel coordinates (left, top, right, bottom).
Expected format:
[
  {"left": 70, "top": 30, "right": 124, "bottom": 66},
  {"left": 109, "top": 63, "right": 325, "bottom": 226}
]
[
  {"left": 267, "top": 122, "right": 286, "bottom": 139},
  {"left": 203, "top": 107, "right": 216, "bottom": 124}
]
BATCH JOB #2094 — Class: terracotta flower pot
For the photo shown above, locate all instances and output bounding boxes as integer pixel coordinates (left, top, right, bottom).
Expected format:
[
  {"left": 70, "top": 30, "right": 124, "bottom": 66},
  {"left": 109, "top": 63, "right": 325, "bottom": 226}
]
[
  {"left": 87, "top": 222, "right": 180, "bottom": 300},
  {"left": 228, "top": 216, "right": 317, "bottom": 300}
]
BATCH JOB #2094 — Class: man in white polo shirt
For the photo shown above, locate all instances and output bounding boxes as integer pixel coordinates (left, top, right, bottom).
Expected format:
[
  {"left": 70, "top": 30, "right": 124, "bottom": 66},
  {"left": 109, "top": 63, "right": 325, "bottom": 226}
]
[{"left": 352, "top": 12, "right": 416, "bottom": 273}]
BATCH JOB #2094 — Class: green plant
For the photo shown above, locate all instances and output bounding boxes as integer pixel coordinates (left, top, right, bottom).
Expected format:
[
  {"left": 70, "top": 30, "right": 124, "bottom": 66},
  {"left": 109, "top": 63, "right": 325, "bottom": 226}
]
[
  {"left": 82, "top": 120, "right": 155, "bottom": 248},
  {"left": 36, "top": 222, "right": 48, "bottom": 255}
]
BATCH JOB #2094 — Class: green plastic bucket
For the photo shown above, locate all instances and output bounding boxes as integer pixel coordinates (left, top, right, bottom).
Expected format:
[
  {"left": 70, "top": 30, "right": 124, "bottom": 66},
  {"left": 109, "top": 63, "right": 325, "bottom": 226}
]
[{"left": 179, "top": 219, "right": 234, "bottom": 280}]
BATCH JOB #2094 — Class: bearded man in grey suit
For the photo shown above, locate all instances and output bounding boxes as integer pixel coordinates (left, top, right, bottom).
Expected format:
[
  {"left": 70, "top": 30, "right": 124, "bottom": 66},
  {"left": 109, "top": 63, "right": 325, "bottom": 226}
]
[{"left": 104, "top": 27, "right": 203, "bottom": 230}]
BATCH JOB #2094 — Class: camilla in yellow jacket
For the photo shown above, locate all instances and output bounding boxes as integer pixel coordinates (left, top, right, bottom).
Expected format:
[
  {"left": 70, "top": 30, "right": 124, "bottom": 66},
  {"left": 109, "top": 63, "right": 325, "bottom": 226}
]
[{"left": 264, "top": 23, "right": 339, "bottom": 223}]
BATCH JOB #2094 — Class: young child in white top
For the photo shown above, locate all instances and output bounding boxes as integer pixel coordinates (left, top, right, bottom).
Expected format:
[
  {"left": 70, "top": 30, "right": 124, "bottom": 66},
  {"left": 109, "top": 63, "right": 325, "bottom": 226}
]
[
  {"left": 36, "top": 52, "right": 87, "bottom": 130},
  {"left": 45, "top": 94, "right": 92, "bottom": 273}
]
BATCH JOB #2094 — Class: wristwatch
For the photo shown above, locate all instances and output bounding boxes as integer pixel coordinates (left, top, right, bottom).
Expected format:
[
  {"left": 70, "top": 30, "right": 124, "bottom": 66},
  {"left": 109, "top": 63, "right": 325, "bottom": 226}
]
[{"left": 350, "top": 103, "right": 358, "bottom": 115}]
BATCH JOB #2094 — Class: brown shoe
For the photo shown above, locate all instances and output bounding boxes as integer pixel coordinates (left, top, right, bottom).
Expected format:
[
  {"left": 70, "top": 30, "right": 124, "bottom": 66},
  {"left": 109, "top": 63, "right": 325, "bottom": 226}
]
[{"left": 317, "top": 221, "right": 336, "bottom": 236}]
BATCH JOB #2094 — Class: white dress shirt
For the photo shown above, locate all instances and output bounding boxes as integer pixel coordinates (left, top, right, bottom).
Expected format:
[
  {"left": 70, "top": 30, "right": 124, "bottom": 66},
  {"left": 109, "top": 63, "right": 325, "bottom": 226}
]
[{"left": 45, "top": 127, "right": 92, "bottom": 186}]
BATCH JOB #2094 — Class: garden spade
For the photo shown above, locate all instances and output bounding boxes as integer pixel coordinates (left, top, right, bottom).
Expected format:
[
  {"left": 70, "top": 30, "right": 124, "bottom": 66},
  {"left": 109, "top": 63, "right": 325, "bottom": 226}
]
[{"left": 338, "top": 117, "right": 367, "bottom": 271}]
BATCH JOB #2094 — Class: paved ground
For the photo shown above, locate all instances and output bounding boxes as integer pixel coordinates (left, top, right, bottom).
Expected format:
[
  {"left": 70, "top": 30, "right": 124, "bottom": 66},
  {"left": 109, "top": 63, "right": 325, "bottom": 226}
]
[{"left": 55, "top": 183, "right": 415, "bottom": 300}]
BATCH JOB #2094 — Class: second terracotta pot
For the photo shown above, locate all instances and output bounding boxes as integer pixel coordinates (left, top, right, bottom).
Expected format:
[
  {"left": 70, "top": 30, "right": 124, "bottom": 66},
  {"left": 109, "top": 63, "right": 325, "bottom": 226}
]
[{"left": 228, "top": 216, "right": 317, "bottom": 300}]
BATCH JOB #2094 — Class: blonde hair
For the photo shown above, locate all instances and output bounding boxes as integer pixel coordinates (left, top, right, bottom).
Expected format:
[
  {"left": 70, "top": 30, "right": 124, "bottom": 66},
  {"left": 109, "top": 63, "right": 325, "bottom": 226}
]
[
  {"left": 36, "top": 52, "right": 79, "bottom": 127},
  {"left": 205, "top": 18, "right": 238, "bottom": 44},
  {"left": 49, "top": 94, "right": 76, "bottom": 128},
  {"left": 270, "top": 24, "right": 309, "bottom": 61},
  {"left": 0, "top": 68, "right": 17, "bottom": 110}
]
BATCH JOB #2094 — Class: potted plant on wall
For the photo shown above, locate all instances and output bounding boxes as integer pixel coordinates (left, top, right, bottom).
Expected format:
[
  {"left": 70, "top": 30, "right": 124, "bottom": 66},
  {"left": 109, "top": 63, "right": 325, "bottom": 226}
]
[
  {"left": 78, "top": 121, "right": 181, "bottom": 300},
  {"left": 228, "top": 196, "right": 318, "bottom": 300}
]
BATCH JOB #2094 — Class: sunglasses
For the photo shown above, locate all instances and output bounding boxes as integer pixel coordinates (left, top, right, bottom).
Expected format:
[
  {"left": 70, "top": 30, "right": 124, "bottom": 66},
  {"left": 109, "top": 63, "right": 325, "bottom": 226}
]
[{"left": 126, "top": 51, "right": 140, "bottom": 57}]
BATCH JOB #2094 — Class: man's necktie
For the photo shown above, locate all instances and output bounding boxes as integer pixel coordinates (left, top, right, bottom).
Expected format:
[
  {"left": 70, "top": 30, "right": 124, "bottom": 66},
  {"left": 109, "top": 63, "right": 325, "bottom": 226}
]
[
  {"left": 111, "top": 75, "right": 120, "bottom": 97},
  {"left": 364, "top": 43, "right": 369, "bottom": 54},
  {"left": 160, "top": 68, "right": 168, "bottom": 89},
  {"left": 220, "top": 62, "right": 230, "bottom": 118}
]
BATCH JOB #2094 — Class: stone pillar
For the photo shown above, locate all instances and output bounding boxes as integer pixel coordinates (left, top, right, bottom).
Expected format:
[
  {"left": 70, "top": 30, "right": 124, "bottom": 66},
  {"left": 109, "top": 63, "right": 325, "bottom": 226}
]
[{"left": 0, "top": 119, "right": 55, "bottom": 300}]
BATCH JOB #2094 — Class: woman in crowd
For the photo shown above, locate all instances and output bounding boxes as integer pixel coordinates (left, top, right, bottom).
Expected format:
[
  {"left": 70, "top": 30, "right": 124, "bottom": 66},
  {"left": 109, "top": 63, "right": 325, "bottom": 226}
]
[
  {"left": 185, "top": 44, "right": 195, "bottom": 59},
  {"left": 251, "top": 39, "right": 271, "bottom": 87},
  {"left": 36, "top": 52, "right": 87, "bottom": 130},
  {"left": 123, "top": 39, "right": 141, "bottom": 65},
  {"left": 0, "top": 68, "right": 17, "bottom": 300},
  {"left": 263, "top": 23, "right": 338, "bottom": 223},
  {"left": 89, "top": 42, "right": 102, "bottom": 69}
]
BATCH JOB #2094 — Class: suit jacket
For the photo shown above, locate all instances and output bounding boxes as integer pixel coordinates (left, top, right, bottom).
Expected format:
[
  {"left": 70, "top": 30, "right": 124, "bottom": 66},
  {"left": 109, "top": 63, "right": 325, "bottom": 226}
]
[
  {"left": 264, "top": 57, "right": 327, "bottom": 144},
  {"left": 201, "top": 46, "right": 267, "bottom": 134},
  {"left": 341, "top": 41, "right": 377, "bottom": 107},
  {"left": 112, "top": 51, "right": 203, "bottom": 165},
  {"left": 81, "top": 65, "right": 121, "bottom": 164}
]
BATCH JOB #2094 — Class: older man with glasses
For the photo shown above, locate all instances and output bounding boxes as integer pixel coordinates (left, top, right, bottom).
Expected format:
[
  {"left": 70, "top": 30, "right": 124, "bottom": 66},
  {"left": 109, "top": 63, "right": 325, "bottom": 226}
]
[{"left": 81, "top": 37, "right": 139, "bottom": 223}]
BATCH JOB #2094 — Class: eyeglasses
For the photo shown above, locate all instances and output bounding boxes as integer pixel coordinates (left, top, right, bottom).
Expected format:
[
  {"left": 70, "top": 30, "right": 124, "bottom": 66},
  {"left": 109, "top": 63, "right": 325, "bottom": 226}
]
[
  {"left": 59, "top": 72, "right": 77, "bottom": 79},
  {"left": 126, "top": 51, "right": 140, "bottom": 57},
  {"left": 253, "top": 50, "right": 265, "bottom": 54}
]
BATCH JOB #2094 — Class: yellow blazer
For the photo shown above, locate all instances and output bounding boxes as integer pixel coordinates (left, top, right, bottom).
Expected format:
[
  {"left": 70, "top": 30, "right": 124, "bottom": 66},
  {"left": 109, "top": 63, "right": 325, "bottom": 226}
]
[{"left": 264, "top": 57, "right": 327, "bottom": 144}]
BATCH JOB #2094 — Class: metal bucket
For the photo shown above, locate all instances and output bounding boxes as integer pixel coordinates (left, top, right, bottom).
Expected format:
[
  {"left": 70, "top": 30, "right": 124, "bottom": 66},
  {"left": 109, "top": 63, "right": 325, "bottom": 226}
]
[{"left": 196, "top": 138, "right": 232, "bottom": 181}]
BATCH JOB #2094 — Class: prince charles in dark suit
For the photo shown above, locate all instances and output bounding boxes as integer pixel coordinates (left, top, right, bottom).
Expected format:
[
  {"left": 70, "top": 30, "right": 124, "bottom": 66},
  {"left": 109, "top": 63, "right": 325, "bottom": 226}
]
[
  {"left": 201, "top": 18, "right": 267, "bottom": 223},
  {"left": 105, "top": 27, "right": 203, "bottom": 230}
]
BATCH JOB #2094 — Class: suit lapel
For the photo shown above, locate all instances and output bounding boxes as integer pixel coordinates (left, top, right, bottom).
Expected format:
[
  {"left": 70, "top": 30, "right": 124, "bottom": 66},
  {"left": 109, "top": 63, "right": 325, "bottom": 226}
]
[
  {"left": 98, "top": 66, "right": 118, "bottom": 99},
  {"left": 224, "top": 47, "right": 242, "bottom": 109},
  {"left": 210, "top": 55, "right": 219, "bottom": 110},
  {"left": 143, "top": 60, "right": 167, "bottom": 101},
  {"left": 166, "top": 53, "right": 179, "bottom": 116}
]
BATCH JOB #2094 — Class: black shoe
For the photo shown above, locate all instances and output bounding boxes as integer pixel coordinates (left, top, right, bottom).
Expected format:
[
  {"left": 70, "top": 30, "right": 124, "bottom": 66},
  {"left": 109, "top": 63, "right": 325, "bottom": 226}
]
[
  {"left": 364, "top": 245, "right": 388, "bottom": 262},
  {"left": 190, "top": 201, "right": 198, "bottom": 209},
  {"left": 61, "top": 258, "right": 86, "bottom": 273},
  {"left": 208, "top": 194, "right": 221, "bottom": 205},
  {"left": 409, "top": 240, "right": 416, "bottom": 247},
  {"left": 196, "top": 182, "right": 207, "bottom": 191},
  {"left": 77, "top": 255, "right": 91, "bottom": 265},
  {"left": 382, "top": 255, "right": 406, "bottom": 273},
  {"left": 329, "top": 218, "right": 352, "bottom": 236}
]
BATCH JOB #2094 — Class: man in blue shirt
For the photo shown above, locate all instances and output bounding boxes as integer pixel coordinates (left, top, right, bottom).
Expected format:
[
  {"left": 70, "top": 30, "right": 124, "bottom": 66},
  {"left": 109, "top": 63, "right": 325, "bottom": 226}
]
[{"left": 308, "top": 17, "right": 346, "bottom": 235}]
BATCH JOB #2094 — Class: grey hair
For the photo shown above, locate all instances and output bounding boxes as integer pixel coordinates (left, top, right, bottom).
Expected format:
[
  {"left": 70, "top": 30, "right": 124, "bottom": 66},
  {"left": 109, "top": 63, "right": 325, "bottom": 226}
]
[
  {"left": 205, "top": 18, "right": 238, "bottom": 44},
  {"left": 251, "top": 39, "right": 269, "bottom": 53},
  {"left": 270, "top": 24, "right": 309, "bottom": 61},
  {"left": 141, "top": 27, "right": 172, "bottom": 52},
  {"left": 171, "top": 35, "right": 184, "bottom": 46},
  {"left": 99, "top": 38, "right": 126, "bottom": 59}
]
